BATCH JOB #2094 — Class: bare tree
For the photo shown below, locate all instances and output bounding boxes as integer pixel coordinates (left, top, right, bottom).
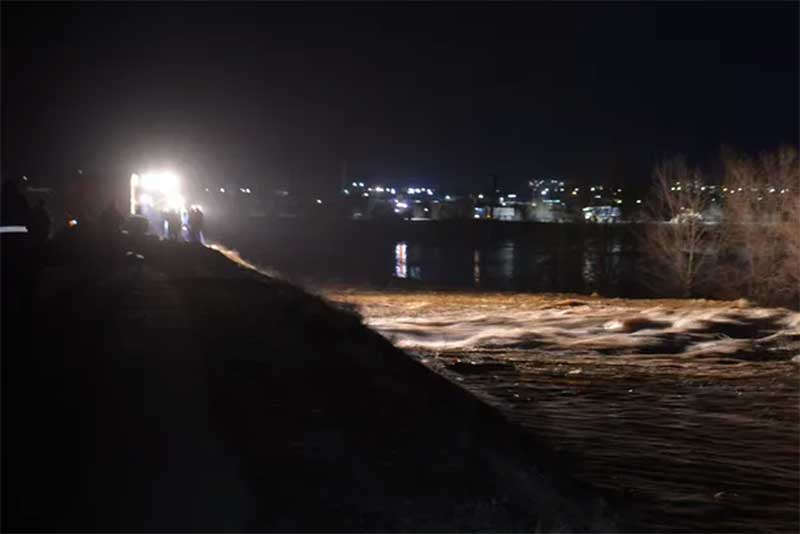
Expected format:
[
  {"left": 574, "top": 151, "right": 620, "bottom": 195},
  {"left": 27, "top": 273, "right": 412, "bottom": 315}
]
[
  {"left": 721, "top": 146, "right": 800, "bottom": 307},
  {"left": 641, "top": 156, "right": 720, "bottom": 297}
]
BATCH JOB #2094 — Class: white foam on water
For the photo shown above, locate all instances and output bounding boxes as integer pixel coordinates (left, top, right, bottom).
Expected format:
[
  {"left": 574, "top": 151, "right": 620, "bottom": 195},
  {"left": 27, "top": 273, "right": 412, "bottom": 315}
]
[
  {"left": 333, "top": 293, "right": 800, "bottom": 360},
  {"left": 326, "top": 291, "right": 800, "bottom": 533}
]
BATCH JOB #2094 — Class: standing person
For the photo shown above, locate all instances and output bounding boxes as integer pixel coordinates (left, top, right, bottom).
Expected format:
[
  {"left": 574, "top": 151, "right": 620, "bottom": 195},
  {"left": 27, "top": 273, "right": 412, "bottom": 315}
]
[
  {"left": 167, "top": 210, "right": 181, "bottom": 241},
  {"left": 28, "top": 198, "right": 51, "bottom": 248},
  {"left": 98, "top": 202, "right": 125, "bottom": 267},
  {"left": 99, "top": 202, "right": 123, "bottom": 237},
  {"left": 194, "top": 207, "right": 205, "bottom": 244},
  {"left": 188, "top": 207, "right": 205, "bottom": 244},
  {"left": 1, "top": 178, "right": 33, "bottom": 381},
  {"left": 27, "top": 198, "right": 52, "bottom": 271},
  {"left": 1, "top": 177, "right": 31, "bottom": 229}
]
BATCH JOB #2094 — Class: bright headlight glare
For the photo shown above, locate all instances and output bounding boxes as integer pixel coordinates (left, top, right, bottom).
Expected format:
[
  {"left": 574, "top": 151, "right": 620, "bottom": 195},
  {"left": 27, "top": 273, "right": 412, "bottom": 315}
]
[{"left": 140, "top": 171, "right": 180, "bottom": 194}]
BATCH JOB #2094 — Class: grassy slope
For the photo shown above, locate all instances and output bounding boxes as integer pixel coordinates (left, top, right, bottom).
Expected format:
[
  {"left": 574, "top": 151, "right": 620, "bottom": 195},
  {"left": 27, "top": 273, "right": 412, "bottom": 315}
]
[{"left": 3, "top": 240, "right": 617, "bottom": 531}]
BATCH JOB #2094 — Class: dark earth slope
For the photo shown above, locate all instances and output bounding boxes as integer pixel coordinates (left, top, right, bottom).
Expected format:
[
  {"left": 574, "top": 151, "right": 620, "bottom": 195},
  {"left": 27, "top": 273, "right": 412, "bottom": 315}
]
[{"left": 3, "top": 239, "right": 617, "bottom": 531}]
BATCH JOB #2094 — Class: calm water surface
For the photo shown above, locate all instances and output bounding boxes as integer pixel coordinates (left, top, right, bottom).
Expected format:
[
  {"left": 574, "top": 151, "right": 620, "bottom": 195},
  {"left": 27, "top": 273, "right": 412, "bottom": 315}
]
[{"left": 221, "top": 219, "right": 645, "bottom": 295}]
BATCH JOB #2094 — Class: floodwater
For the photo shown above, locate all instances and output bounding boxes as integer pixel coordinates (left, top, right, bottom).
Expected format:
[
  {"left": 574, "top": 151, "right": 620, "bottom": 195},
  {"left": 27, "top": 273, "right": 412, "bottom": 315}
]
[{"left": 326, "top": 292, "right": 800, "bottom": 533}]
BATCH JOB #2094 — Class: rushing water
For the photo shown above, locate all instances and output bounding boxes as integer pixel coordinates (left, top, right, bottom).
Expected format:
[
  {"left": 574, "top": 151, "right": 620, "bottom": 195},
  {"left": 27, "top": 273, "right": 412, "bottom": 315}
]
[
  {"left": 325, "top": 292, "right": 800, "bottom": 533},
  {"left": 213, "top": 223, "right": 800, "bottom": 531}
]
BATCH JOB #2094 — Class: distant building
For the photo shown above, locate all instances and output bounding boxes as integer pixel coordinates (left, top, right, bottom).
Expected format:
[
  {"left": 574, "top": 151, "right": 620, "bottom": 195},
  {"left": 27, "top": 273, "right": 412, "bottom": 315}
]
[
  {"left": 582, "top": 205, "right": 621, "bottom": 223},
  {"left": 529, "top": 179, "right": 567, "bottom": 203}
]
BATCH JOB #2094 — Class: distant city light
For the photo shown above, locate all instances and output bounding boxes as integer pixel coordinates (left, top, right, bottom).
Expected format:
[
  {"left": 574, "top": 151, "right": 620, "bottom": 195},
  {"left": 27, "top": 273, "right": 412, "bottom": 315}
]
[
  {"left": 220, "top": 187, "right": 226, "bottom": 193},
  {"left": 316, "top": 199, "right": 322, "bottom": 204},
  {"left": 478, "top": 194, "right": 484, "bottom": 199}
]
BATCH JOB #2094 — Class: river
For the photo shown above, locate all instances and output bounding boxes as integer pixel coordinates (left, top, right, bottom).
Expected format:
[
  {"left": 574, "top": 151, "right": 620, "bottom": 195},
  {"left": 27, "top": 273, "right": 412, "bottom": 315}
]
[
  {"left": 211, "top": 220, "right": 800, "bottom": 532},
  {"left": 325, "top": 292, "right": 800, "bottom": 533}
]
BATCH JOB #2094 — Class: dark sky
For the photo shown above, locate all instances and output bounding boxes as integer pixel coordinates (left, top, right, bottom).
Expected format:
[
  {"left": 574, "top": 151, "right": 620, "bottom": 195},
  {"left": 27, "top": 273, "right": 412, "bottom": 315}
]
[{"left": 2, "top": 2, "right": 798, "bottom": 195}]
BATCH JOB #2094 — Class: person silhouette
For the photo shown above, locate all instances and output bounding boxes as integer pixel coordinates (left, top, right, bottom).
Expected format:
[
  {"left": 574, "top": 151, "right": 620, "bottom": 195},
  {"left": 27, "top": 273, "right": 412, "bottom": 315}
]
[
  {"left": 188, "top": 207, "right": 205, "bottom": 243},
  {"left": 28, "top": 198, "right": 51, "bottom": 248},
  {"left": 1, "top": 177, "right": 31, "bottom": 228}
]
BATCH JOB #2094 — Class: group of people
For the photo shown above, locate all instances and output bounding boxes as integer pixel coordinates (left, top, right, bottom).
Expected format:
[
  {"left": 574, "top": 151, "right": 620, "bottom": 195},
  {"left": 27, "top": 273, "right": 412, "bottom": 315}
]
[
  {"left": 161, "top": 206, "right": 204, "bottom": 243},
  {"left": 3, "top": 175, "right": 208, "bottom": 247}
]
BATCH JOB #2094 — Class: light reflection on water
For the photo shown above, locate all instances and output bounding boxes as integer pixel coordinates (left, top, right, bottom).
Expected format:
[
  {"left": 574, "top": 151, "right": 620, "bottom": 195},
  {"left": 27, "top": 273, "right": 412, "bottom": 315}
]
[
  {"left": 327, "top": 292, "right": 800, "bottom": 533},
  {"left": 384, "top": 236, "right": 632, "bottom": 294},
  {"left": 394, "top": 242, "right": 407, "bottom": 279},
  {"left": 473, "top": 250, "right": 480, "bottom": 285},
  {"left": 224, "top": 222, "right": 643, "bottom": 296}
]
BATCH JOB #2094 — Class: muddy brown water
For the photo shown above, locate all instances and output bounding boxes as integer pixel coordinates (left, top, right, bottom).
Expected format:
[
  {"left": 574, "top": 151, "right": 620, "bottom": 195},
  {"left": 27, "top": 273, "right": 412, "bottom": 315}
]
[{"left": 327, "top": 292, "right": 800, "bottom": 533}]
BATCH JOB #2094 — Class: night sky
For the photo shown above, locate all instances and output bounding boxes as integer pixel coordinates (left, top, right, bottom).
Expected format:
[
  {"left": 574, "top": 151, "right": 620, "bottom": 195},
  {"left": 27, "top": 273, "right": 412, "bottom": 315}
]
[{"left": 2, "top": 2, "right": 798, "bottom": 195}]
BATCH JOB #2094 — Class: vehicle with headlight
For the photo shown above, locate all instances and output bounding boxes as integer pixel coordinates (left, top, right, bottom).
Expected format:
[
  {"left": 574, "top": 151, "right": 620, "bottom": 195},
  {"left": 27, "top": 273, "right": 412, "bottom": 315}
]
[{"left": 130, "top": 171, "right": 186, "bottom": 238}]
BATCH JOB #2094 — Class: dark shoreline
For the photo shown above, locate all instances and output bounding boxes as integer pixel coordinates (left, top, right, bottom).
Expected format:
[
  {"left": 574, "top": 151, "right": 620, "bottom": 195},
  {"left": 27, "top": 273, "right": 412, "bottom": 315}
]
[{"left": 3, "top": 240, "right": 619, "bottom": 531}]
